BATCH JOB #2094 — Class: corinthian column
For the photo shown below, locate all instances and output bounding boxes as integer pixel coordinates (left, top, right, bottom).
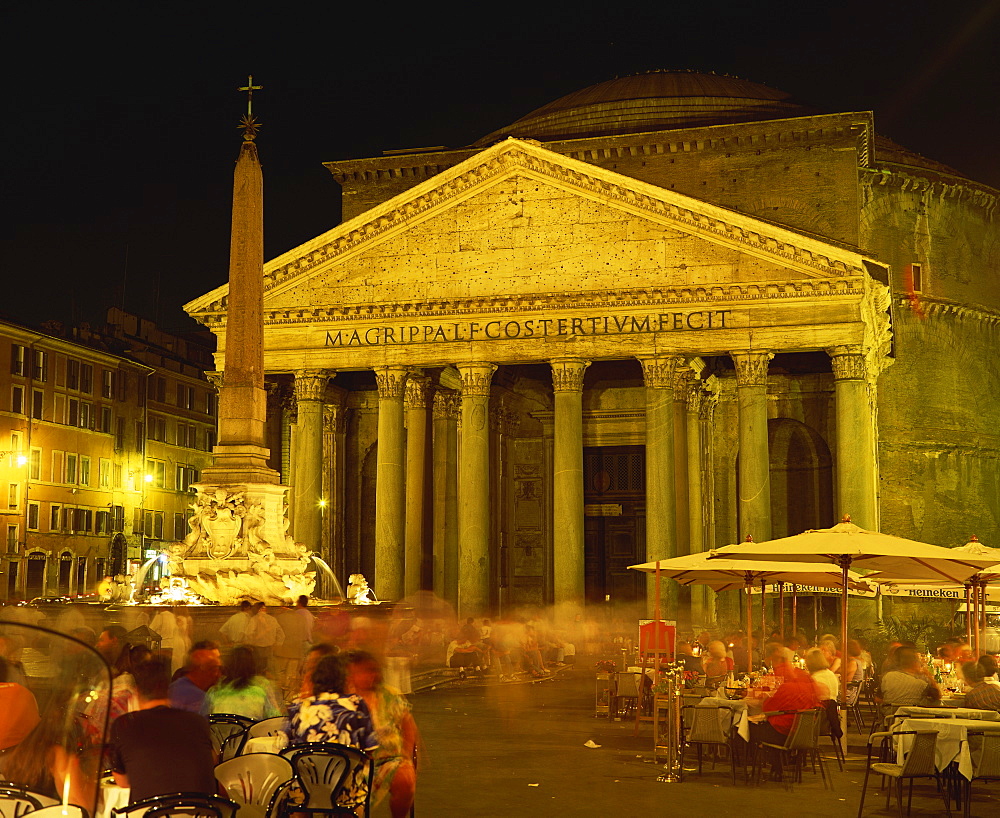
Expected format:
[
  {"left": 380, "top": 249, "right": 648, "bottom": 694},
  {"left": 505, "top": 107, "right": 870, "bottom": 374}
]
[
  {"left": 731, "top": 351, "right": 774, "bottom": 542},
  {"left": 404, "top": 374, "right": 431, "bottom": 595},
  {"left": 456, "top": 363, "right": 496, "bottom": 615},
  {"left": 828, "top": 345, "right": 879, "bottom": 530},
  {"left": 640, "top": 356, "right": 681, "bottom": 618},
  {"left": 374, "top": 366, "right": 408, "bottom": 601},
  {"left": 292, "top": 370, "right": 330, "bottom": 551},
  {"left": 550, "top": 358, "right": 590, "bottom": 609},
  {"left": 686, "top": 384, "right": 707, "bottom": 625},
  {"left": 432, "top": 391, "right": 459, "bottom": 605}
]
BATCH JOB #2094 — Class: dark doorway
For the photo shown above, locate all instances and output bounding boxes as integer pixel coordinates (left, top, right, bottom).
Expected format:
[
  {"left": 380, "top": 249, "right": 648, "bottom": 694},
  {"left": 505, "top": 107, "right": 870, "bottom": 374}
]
[
  {"left": 7, "top": 561, "right": 18, "bottom": 598},
  {"left": 76, "top": 557, "right": 87, "bottom": 595},
  {"left": 768, "top": 418, "right": 834, "bottom": 538},
  {"left": 26, "top": 553, "right": 45, "bottom": 599},
  {"left": 58, "top": 554, "right": 72, "bottom": 593},
  {"left": 109, "top": 533, "right": 127, "bottom": 577},
  {"left": 360, "top": 444, "right": 377, "bottom": 581},
  {"left": 583, "top": 446, "right": 646, "bottom": 608}
]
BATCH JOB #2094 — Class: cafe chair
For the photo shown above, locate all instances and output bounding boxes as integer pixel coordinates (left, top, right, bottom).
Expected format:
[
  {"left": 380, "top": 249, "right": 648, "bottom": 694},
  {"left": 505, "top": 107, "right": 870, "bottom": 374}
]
[
  {"left": 281, "top": 742, "right": 374, "bottom": 817},
  {"left": 26, "top": 806, "right": 89, "bottom": 818},
  {"left": 820, "top": 699, "right": 846, "bottom": 771},
  {"left": 0, "top": 786, "right": 58, "bottom": 818},
  {"left": 215, "top": 752, "right": 294, "bottom": 818},
  {"left": 846, "top": 680, "right": 866, "bottom": 731},
  {"left": 962, "top": 731, "right": 1000, "bottom": 818},
  {"left": 112, "top": 793, "right": 240, "bottom": 818},
  {"left": 612, "top": 671, "right": 640, "bottom": 721},
  {"left": 858, "top": 730, "right": 949, "bottom": 818},
  {"left": 754, "top": 708, "right": 827, "bottom": 787},
  {"left": 681, "top": 704, "right": 742, "bottom": 784},
  {"left": 208, "top": 714, "right": 254, "bottom": 761}
]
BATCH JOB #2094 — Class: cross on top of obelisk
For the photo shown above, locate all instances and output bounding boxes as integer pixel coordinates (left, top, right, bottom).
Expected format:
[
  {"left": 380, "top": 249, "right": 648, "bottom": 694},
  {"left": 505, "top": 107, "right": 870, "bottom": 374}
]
[{"left": 238, "top": 74, "right": 262, "bottom": 141}]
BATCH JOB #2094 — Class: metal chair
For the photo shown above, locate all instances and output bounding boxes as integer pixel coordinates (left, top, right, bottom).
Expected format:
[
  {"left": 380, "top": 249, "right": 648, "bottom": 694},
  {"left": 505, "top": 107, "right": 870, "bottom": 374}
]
[
  {"left": 846, "top": 680, "right": 866, "bottom": 731},
  {"left": 214, "top": 752, "right": 294, "bottom": 818},
  {"left": 112, "top": 792, "right": 240, "bottom": 818},
  {"left": 858, "top": 729, "right": 950, "bottom": 818},
  {"left": 963, "top": 731, "right": 1000, "bottom": 818},
  {"left": 281, "top": 742, "right": 374, "bottom": 817},
  {"left": 681, "top": 704, "right": 742, "bottom": 784},
  {"left": 26, "top": 806, "right": 89, "bottom": 818},
  {"left": 208, "top": 714, "right": 254, "bottom": 761},
  {"left": 246, "top": 717, "right": 288, "bottom": 740},
  {"left": 820, "top": 698, "right": 846, "bottom": 771},
  {"left": 612, "top": 671, "right": 640, "bottom": 721},
  {"left": 754, "top": 708, "right": 828, "bottom": 786},
  {"left": 0, "top": 786, "right": 58, "bottom": 818}
]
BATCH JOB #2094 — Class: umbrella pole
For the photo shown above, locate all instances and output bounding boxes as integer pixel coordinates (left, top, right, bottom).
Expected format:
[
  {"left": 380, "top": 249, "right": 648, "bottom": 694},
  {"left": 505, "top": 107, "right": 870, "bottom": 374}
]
[
  {"left": 779, "top": 583, "right": 786, "bottom": 643},
  {"left": 760, "top": 578, "right": 766, "bottom": 647},
  {"left": 973, "top": 578, "right": 981, "bottom": 658},
  {"left": 838, "top": 556, "right": 850, "bottom": 750},
  {"left": 966, "top": 583, "right": 973, "bottom": 648},
  {"left": 813, "top": 593, "right": 818, "bottom": 645},
  {"left": 792, "top": 585, "right": 798, "bottom": 642},
  {"left": 745, "top": 578, "right": 753, "bottom": 675},
  {"left": 979, "top": 580, "right": 986, "bottom": 658}
]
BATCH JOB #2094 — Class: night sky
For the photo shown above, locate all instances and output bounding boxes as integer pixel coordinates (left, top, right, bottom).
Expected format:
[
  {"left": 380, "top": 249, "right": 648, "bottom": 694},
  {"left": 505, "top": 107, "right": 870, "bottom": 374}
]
[{"left": 3, "top": 3, "right": 998, "bottom": 334}]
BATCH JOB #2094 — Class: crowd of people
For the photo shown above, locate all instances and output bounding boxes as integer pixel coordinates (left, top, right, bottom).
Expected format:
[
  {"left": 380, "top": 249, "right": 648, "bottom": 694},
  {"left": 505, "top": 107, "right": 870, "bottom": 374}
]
[{"left": 0, "top": 596, "right": 422, "bottom": 818}]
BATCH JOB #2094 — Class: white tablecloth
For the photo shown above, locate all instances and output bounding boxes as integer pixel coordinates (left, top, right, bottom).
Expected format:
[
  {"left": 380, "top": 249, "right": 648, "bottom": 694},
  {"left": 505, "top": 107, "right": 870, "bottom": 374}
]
[
  {"left": 896, "top": 717, "right": 1000, "bottom": 779},
  {"left": 696, "top": 697, "right": 753, "bottom": 741},
  {"left": 97, "top": 783, "right": 130, "bottom": 818},
  {"left": 893, "top": 705, "right": 999, "bottom": 721}
]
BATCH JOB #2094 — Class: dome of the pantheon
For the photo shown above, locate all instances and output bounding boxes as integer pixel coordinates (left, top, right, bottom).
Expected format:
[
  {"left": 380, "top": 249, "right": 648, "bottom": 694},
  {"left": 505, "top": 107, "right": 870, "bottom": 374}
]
[{"left": 474, "top": 70, "right": 814, "bottom": 146}]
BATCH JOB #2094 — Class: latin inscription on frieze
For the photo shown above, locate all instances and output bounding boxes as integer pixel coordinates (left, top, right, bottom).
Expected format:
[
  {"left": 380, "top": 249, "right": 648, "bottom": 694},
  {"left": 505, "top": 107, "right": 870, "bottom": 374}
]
[{"left": 325, "top": 310, "right": 734, "bottom": 347}]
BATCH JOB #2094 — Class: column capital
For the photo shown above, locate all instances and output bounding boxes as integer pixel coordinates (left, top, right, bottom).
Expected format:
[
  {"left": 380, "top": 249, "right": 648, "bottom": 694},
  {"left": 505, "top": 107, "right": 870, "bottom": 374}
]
[
  {"left": 639, "top": 355, "right": 684, "bottom": 389},
  {"left": 456, "top": 362, "right": 497, "bottom": 398},
  {"left": 322, "top": 403, "right": 348, "bottom": 433},
  {"left": 673, "top": 366, "right": 694, "bottom": 395},
  {"left": 827, "top": 345, "right": 867, "bottom": 381},
  {"left": 293, "top": 369, "right": 333, "bottom": 402},
  {"left": 730, "top": 351, "right": 774, "bottom": 387},
  {"left": 404, "top": 375, "right": 432, "bottom": 410},
  {"left": 550, "top": 358, "right": 590, "bottom": 393},
  {"left": 697, "top": 389, "right": 718, "bottom": 421},
  {"left": 432, "top": 390, "right": 460, "bottom": 420},
  {"left": 205, "top": 371, "right": 223, "bottom": 391},
  {"left": 374, "top": 366, "right": 409, "bottom": 399},
  {"left": 685, "top": 383, "right": 704, "bottom": 414}
]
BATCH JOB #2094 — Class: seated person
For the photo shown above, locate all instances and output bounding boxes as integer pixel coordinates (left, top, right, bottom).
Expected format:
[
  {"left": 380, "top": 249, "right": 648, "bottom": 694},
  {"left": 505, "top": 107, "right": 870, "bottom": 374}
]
[
  {"left": 675, "top": 642, "right": 704, "bottom": 674},
  {"left": 963, "top": 661, "right": 1000, "bottom": 712},
  {"left": 979, "top": 654, "right": 1000, "bottom": 687},
  {"left": 0, "top": 656, "right": 40, "bottom": 751},
  {"left": 168, "top": 641, "right": 222, "bottom": 712},
  {"left": 880, "top": 647, "right": 941, "bottom": 707},
  {"left": 445, "top": 638, "right": 485, "bottom": 673},
  {"left": 702, "top": 640, "right": 733, "bottom": 679},
  {"left": 805, "top": 648, "right": 838, "bottom": 701},
  {"left": 110, "top": 657, "right": 218, "bottom": 803},
  {"left": 752, "top": 645, "right": 821, "bottom": 747}
]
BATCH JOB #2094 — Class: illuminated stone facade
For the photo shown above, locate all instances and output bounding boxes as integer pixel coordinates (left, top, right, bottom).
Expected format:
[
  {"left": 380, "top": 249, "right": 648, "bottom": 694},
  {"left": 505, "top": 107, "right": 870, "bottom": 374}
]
[{"left": 187, "top": 73, "right": 1000, "bottom": 621}]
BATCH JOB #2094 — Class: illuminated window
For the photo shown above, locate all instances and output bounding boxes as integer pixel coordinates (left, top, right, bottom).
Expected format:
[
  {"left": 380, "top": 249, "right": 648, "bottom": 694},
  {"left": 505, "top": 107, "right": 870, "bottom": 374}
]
[
  {"left": 66, "top": 453, "right": 78, "bottom": 484},
  {"left": 9, "top": 433, "right": 22, "bottom": 466},
  {"left": 99, "top": 459, "right": 111, "bottom": 489},
  {"left": 176, "top": 423, "right": 197, "bottom": 448},
  {"left": 79, "top": 402, "right": 93, "bottom": 429},
  {"left": 146, "top": 459, "right": 166, "bottom": 488},
  {"left": 113, "top": 464, "right": 123, "bottom": 489},
  {"left": 177, "top": 384, "right": 195, "bottom": 410},
  {"left": 96, "top": 510, "right": 110, "bottom": 534},
  {"left": 6, "top": 525, "right": 17, "bottom": 550},
  {"left": 50, "top": 504, "right": 62, "bottom": 531},
  {"left": 52, "top": 451, "right": 64, "bottom": 483},
  {"left": 27, "top": 502, "right": 39, "bottom": 531},
  {"left": 29, "top": 448, "right": 40, "bottom": 480},
  {"left": 175, "top": 464, "right": 198, "bottom": 492},
  {"left": 8, "top": 484, "right": 18, "bottom": 510},
  {"left": 102, "top": 369, "right": 115, "bottom": 399},
  {"left": 32, "top": 350, "right": 47, "bottom": 381},
  {"left": 79, "top": 456, "right": 91, "bottom": 487},
  {"left": 111, "top": 505, "right": 125, "bottom": 532},
  {"left": 143, "top": 511, "right": 164, "bottom": 539},
  {"left": 10, "top": 344, "right": 25, "bottom": 376}
]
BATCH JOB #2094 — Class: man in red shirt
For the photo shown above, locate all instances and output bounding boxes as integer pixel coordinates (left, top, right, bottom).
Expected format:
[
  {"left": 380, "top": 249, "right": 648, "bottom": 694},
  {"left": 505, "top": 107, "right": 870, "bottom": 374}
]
[{"left": 754, "top": 644, "right": 821, "bottom": 746}]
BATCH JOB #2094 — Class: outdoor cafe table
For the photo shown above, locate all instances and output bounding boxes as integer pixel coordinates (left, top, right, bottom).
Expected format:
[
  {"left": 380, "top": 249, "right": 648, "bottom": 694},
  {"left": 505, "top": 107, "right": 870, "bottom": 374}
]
[
  {"left": 892, "top": 705, "right": 1000, "bottom": 721},
  {"left": 896, "top": 717, "right": 1000, "bottom": 780}
]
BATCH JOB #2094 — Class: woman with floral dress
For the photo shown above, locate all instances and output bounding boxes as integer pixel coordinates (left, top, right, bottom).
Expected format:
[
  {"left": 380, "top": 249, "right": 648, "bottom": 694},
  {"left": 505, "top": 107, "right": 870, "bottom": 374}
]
[{"left": 287, "top": 654, "right": 378, "bottom": 810}]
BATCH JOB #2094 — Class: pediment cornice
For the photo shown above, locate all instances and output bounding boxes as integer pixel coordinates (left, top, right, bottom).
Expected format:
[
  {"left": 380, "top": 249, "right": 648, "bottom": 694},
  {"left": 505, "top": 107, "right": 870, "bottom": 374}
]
[{"left": 186, "top": 138, "right": 878, "bottom": 318}]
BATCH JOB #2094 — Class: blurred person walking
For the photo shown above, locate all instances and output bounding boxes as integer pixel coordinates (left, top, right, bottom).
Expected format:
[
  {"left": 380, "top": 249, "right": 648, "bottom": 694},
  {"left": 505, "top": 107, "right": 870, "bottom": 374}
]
[
  {"left": 201, "top": 646, "right": 283, "bottom": 721},
  {"left": 169, "top": 641, "right": 222, "bottom": 712},
  {"left": 274, "top": 597, "right": 313, "bottom": 694},
  {"left": 346, "top": 651, "right": 419, "bottom": 818},
  {"left": 245, "top": 602, "right": 284, "bottom": 674},
  {"left": 219, "top": 600, "right": 253, "bottom": 646}
]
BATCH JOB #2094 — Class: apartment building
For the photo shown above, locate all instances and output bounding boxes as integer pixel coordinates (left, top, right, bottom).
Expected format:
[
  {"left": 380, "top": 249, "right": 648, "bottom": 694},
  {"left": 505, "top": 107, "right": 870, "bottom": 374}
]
[{"left": 0, "top": 309, "right": 217, "bottom": 600}]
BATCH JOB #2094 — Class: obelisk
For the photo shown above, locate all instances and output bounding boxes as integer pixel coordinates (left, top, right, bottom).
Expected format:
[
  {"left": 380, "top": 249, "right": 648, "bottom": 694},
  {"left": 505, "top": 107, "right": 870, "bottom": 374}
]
[{"left": 177, "top": 78, "right": 314, "bottom": 604}]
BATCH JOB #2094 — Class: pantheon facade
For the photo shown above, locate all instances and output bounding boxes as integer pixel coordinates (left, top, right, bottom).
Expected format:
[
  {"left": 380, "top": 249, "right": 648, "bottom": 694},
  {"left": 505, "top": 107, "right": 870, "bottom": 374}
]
[{"left": 186, "top": 72, "right": 1000, "bottom": 621}]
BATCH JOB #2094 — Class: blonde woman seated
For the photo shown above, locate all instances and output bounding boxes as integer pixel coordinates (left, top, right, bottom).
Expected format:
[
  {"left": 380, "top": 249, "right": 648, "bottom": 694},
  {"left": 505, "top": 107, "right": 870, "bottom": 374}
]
[
  {"left": 806, "top": 648, "right": 839, "bottom": 701},
  {"left": 702, "top": 641, "right": 733, "bottom": 686}
]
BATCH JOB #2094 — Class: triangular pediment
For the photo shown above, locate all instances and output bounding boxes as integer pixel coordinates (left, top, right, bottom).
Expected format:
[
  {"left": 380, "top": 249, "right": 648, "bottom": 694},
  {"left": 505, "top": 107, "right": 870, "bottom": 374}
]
[{"left": 185, "top": 138, "right": 874, "bottom": 319}]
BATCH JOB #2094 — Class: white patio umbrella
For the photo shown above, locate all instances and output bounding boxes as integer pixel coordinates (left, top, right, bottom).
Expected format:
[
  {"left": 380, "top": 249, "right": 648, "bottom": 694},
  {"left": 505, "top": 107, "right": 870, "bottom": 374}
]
[
  {"left": 628, "top": 550, "right": 871, "bottom": 673},
  {"left": 864, "top": 536, "right": 1000, "bottom": 654},
  {"left": 708, "top": 518, "right": 998, "bottom": 707}
]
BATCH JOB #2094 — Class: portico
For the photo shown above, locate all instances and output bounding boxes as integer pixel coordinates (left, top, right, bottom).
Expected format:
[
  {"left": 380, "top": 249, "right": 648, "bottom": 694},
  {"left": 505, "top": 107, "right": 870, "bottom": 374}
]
[{"left": 186, "top": 138, "right": 891, "bottom": 619}]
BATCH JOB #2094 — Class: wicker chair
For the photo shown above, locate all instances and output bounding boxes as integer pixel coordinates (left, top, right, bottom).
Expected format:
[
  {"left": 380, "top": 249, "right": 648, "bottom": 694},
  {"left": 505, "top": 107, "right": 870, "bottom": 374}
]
[
  {"left": 963, "top": 731, "right": 1000, "bottom": 818},
  {"left": 753, "top": 708, "right": 827, "bottom": 786},
  {"left": 858, "top": 729, "right": 949, "bottom": 818},
  {"left": 681, "top": 704, "right": 742, "bottom": 784}
]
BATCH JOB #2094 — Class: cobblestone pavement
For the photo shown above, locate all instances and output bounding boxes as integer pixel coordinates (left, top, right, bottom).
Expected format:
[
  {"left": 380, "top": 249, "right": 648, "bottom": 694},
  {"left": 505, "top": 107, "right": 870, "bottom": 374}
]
[{"left": 399, "top": 666, "right": 998, "bottom": 818}]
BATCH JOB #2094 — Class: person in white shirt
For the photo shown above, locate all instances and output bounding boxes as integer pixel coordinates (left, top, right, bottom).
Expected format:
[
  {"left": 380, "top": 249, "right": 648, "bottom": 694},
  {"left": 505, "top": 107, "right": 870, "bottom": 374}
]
[
  {"left": 219, "top": 600, "right": 253, "bottom": 646},
  {"left": 805, "top": 648, "right": 838, "bottom": 700},
  {"left": 245, "top": 602, "right": 284, "bottom": 673}
]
